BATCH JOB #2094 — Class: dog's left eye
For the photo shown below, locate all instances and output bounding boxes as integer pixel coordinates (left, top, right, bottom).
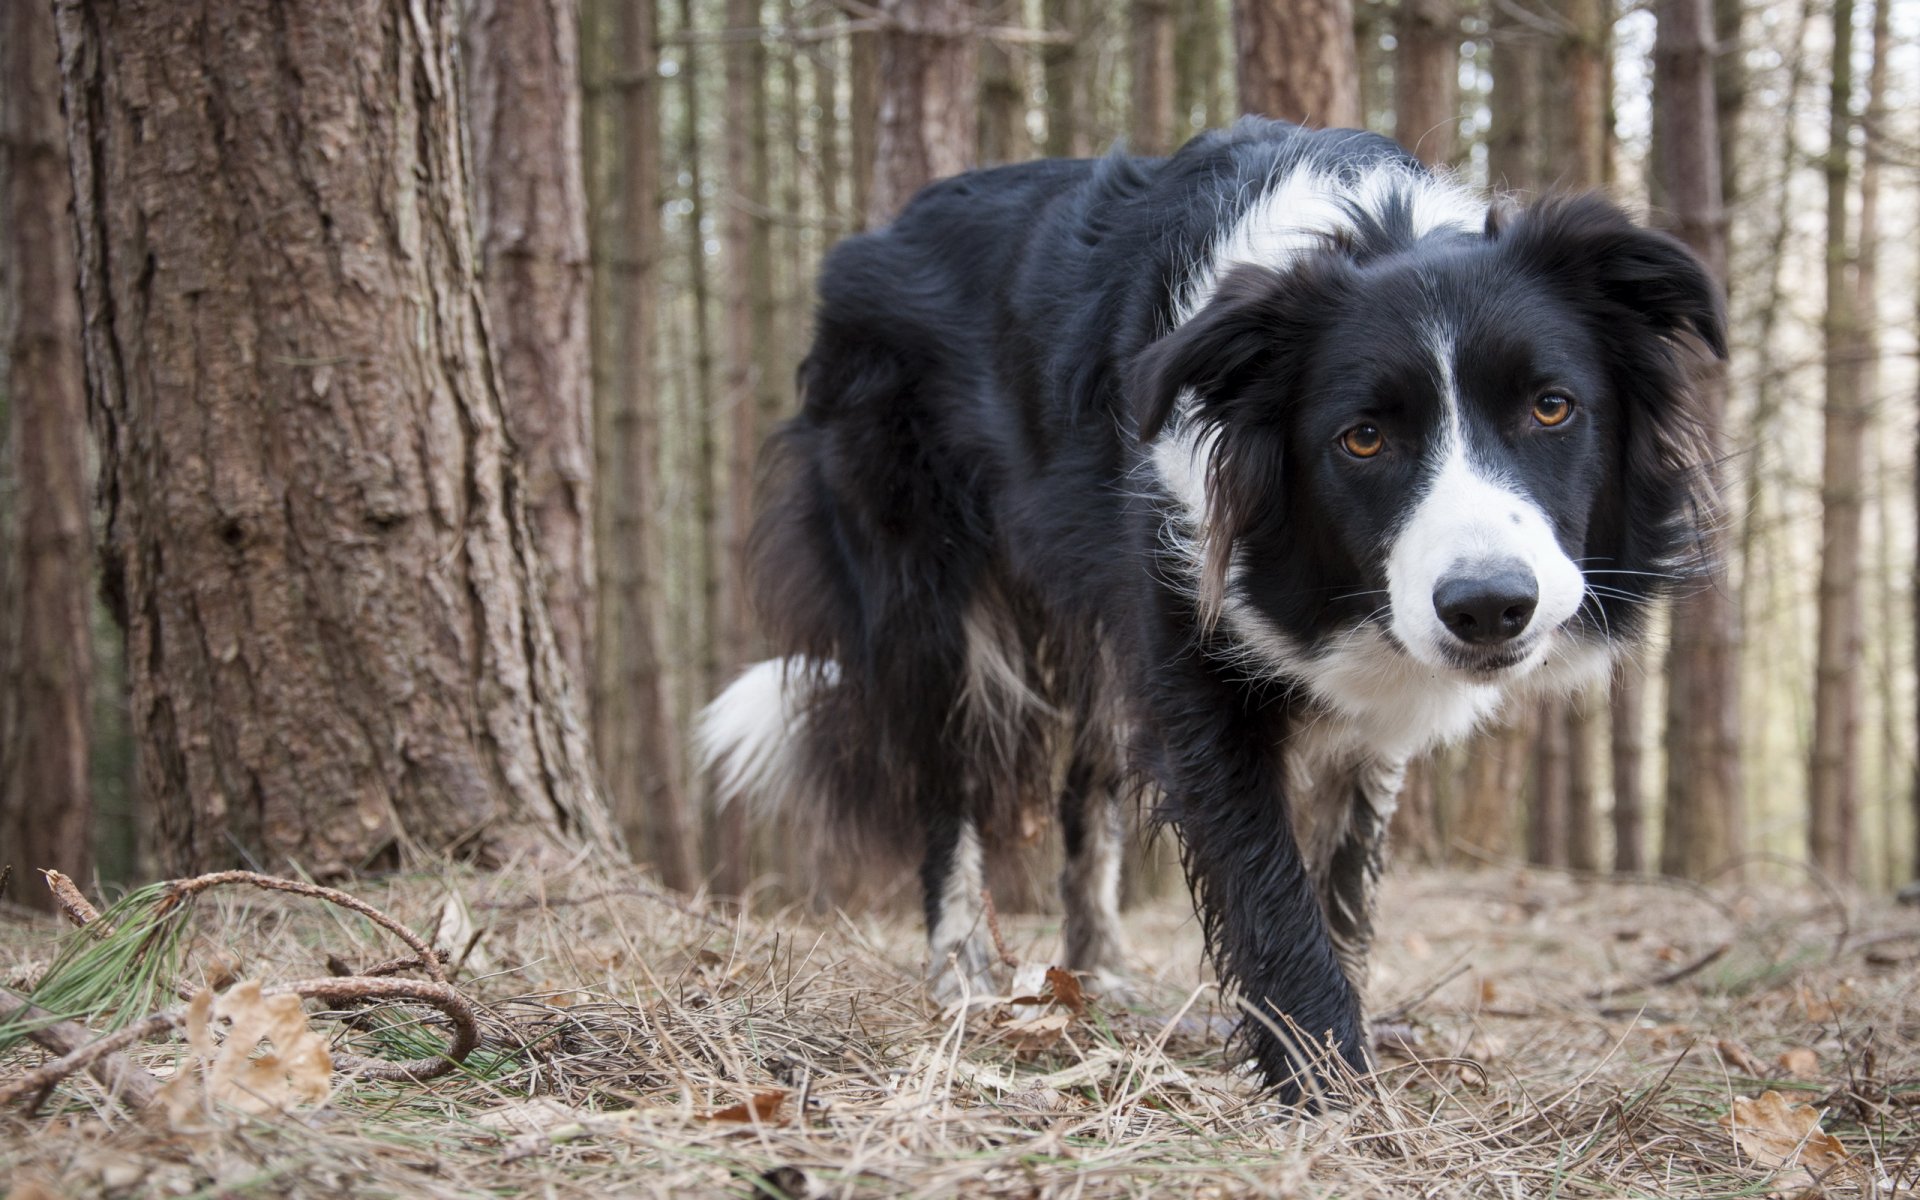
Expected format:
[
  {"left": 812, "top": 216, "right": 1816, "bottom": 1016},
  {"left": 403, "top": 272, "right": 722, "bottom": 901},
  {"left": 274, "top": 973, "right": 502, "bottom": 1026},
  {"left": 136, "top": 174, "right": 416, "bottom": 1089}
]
[
  {"left": 1531, "top": 394, "right": 1576, "bottom": 428},
  {"left": 1339, "top": 424, "right": 1386, "bottom": 458}
]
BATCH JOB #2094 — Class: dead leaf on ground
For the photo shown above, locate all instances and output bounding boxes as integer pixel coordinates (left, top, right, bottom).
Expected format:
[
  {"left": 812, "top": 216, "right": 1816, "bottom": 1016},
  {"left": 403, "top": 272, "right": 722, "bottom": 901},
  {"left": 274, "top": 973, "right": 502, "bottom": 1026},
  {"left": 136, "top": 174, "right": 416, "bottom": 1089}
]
[
  {"left": 160, "top": 981, "right": 333, "bottom": 1123},
  {"left": 1044, "top": 968, "right": 1086, "bottom": 1015},
  {"left": 1720, "top": 1090, "right": 1851, "bottom": 1174},
  {"left": 703, "top": 1090, "right": 787, "bottom": 1124},
  {"left": 1716, "top": 1039, "right": 1765, "bottom": 1076},
  {"left": 1776, "top": 1047, "right": 1820, "bottom": 1079},
  {"left": 998, "top": 1009, "right": 1071, "bottom": 1053},
  {"left": 471, "top": 1097, "right": 589, "bottom": 1135}
]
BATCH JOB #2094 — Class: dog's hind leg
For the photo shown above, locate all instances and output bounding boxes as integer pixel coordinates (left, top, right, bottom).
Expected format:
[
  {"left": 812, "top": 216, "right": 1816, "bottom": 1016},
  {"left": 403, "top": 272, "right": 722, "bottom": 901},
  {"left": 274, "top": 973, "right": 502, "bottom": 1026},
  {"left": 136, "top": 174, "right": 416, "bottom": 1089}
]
[
  {"left": 1059, "top": 762, "right": 1125, "bottom": 975},
  {"left": 924, "top": 808, "right": 996, "bottom": 1002}
]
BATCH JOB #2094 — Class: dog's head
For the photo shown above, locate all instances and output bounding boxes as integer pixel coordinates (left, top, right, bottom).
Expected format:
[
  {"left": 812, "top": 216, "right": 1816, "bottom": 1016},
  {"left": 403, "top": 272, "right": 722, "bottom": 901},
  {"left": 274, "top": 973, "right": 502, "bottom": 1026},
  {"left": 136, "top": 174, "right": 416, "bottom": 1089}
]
[{"left": 1134, "top": 192, "right": 1723, "bottom": 728}]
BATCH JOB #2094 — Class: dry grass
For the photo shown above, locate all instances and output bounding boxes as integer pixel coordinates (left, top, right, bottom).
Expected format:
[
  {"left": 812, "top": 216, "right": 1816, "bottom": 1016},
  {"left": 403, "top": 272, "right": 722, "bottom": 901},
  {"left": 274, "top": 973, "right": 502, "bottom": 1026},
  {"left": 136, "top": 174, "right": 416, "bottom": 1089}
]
[{"left": 1, "top": 861, "right": 1916, "bottom": 1199}]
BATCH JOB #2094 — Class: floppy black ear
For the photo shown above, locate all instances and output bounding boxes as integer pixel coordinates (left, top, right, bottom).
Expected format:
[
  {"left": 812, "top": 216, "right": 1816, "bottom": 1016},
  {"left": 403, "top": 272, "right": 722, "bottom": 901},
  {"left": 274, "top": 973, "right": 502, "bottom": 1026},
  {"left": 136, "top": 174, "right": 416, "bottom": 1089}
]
[
  {"left": 1500, "top": 193, "right": 1727, "bottom": 359},
  {"left": 1130, "top": 261, "right": 1347, "bottom": 442}
]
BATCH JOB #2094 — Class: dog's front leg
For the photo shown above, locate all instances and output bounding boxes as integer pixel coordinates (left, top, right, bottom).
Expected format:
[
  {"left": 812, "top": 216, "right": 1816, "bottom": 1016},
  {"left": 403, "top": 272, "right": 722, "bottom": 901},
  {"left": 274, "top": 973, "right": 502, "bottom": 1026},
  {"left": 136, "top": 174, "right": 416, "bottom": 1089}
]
[{"left": 1156, "top": 704, "right": 1368, "bottom": 1104}]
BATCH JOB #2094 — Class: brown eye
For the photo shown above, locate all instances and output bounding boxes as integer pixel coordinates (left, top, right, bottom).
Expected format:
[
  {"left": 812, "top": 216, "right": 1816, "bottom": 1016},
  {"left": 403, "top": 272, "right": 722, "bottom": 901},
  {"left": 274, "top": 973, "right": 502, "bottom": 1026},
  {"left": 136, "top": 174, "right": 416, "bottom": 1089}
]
[
  {"left": 1340, "top": 423, "right": 1385, "bottom": 458},
  {"left": 1532, "top": 393, "right": 1575, "bottom": 428}
]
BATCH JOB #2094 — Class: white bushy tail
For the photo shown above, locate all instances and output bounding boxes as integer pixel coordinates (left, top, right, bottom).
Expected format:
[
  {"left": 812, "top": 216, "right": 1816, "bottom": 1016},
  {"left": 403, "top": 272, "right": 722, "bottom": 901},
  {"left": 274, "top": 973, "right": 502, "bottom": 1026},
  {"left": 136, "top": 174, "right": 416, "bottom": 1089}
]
[{"left": 694, "top": 657, "right": 837, "bottom": 813}]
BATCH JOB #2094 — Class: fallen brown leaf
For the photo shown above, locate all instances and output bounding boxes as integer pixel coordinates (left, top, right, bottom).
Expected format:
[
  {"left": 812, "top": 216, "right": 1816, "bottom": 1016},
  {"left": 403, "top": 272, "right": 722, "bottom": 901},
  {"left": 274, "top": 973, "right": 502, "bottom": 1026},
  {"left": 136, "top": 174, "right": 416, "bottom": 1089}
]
[
  {"left": 1720, "top": 1090, "right": 1850, "bottom": 1174},
  {"left": 1044, "top": 967, "right": 1086, "bottom": 1015},
  {"left": 1715, "top": 1039, "right": 1764, "bottom": 1076},
  {"left": 703, "top": 1090, "right": 787, "bottom": 1124},
  {"left": 1776, "top": 1047, "right": 1820, "bottom": 1079}
]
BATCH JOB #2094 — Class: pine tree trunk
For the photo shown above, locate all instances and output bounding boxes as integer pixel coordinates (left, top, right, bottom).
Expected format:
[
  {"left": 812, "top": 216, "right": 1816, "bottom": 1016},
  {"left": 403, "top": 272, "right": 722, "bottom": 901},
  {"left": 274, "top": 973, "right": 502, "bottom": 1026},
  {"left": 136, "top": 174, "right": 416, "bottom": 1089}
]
[
  {"left": 1174, "top": 0, "right": 1225, "bottom": 143},
  {"left": 979, "top": 35, "right": 1024, "bottom": 165},
  {"left": 607, "top": 0, "right": 698, "bottom": 888},
  {"left": 1609, "top": 661, "right": 1646, "bottom": 872},
  {"left": 1540, "top": 0, "right": 1608, "bottom": 188},
  {"left": 848, "top": 6, "right": 881, "bottom": 229},
  {"left": 53, "top": 0, "right": 619, "bottom": 874},
  {"left": 1, "top": 0, "right": 93, "bottom": 907},
  {"left": 1651, "top": 0, "right": 1740, "bottom": 882},
  {"left": 1232, "top": 0, "right": 1360, "bottom": 127},
  {"left": 461, "top": 0, "right": 597, "bottom": 708},
  {"left": 870, "top": 0, "right": 978, "bottom": 224},
  {"left": 1043, "top": 0, "right": 1084, "bottom": 157},
  {"left": 1531, "top": 706, "right": 1570, "bottom": 868},
  {"left": 678, "top": 0, "right": 722, "bottom": 710},
  {"left": 1857, "top": 0, "right": 1890, "bottom": 889},
  {"left": 1130, "top": 0, "right": 1177, "bottom": 154},
  {"left": 1808, "top": 0, "right": 1862, "bottom": 881},
  {"left": 1393, "top": 0, "right": 1457, "bottom": 165},
  {"left": 1486, "top": 0, "right": 1540, "bottom": 192}
]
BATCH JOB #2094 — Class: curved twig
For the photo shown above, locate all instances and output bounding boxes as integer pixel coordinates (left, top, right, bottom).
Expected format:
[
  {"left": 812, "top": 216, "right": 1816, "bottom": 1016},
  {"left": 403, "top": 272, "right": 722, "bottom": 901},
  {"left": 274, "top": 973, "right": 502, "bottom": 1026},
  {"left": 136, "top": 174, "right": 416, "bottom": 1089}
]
[{"left": 163, "top": 872, "right": 447, "bottom": 983}]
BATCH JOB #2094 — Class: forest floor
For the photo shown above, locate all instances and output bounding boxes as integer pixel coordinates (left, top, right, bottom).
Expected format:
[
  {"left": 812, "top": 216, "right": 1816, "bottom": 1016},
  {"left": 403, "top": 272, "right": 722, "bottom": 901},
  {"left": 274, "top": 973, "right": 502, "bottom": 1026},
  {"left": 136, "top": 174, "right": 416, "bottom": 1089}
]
[{"left": 0, "top": 860, "right": 1916, "bottom": 1199}]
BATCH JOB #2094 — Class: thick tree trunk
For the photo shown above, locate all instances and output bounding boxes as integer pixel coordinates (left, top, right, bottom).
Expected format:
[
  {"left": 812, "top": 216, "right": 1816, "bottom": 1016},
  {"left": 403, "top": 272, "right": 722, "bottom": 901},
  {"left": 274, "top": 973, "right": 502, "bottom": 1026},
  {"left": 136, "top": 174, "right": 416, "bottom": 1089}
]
[
  {"left": 461, "top": 0, "right": 596, "bottom": 707},
  {"left": 1540, "top": 0, "right": 1608, "bottom": 189},
  {"left": 1652, "top": 0, "right": 1741, "bottom": 882},
  {"left": 870, "top": 0, "right": 978, "bottom": 224},
  {"left": 1807, "top": 0, "right": 1862, "bottom": 882},
  {"left": 54, "top": 0, "right": 619, "bottom": 873},
  {"left": 1, "top": 0, "right": 93, "bottom": 907},
  {"left": 1130, "top": 0, "right": 1177, "bottom": 154},
  {"left": 1393, "top": 0, "right": 1457, "bottom": 165},
  {"left": 1233, "top": 0, "right": 1360, "bottom": 127}
]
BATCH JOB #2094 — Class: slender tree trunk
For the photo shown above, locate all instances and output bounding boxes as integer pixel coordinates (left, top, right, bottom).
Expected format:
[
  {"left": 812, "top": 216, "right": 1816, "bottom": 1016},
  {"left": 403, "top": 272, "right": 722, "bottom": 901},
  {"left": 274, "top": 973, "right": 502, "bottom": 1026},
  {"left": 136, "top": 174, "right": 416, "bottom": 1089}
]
[
  {"left": 1651, "top": 0, "right": 1740, "bottom": 882},
  {"left": 1393, "top": 0, "right": 1457, "bottom": 166},
  {"left": 461, "top": 0, "right": 596, "bottom": 708},
  {"left": 53, "top": 0, "right": 619, "bottom": 873},
  {"left": 606, "top": 0, "right": 697, "bottom": 887},
  {"left": 979, "top": 34, "right": 1024, "bottom": 164},
  {"left": 1531, "top": 706, "right": 1570, "bottom": 867},
  {"left": 1857, "top": 0, "right": 1890, "bottom": 889},
  {"left": 1233, "top": 0, "right": 1360, "bottom": 127},
  {"left": 1808, "top": 0, "right": 1862, "bottom": 881},
  {"left": 1, "top": 0, "right": 93, "bottom": 907},
  {"left": 1130, "top": 0, "right": 1177, "bottom": 154},
  {"left": 1486, "top": 0, "right": 1540, "bottom": 192},
  {"left": 1174, "top": 0, "right": 1225, "bottom": 142},
  {"left": 1541, "top": 0, "right": 1608, "bottom": 189},
  {"left": 1565, "top": 691, "right": 1600, "bottom": 871},
  {"left": 1610, "top": 661, "right": 1645, "bottom": 872},
  {"left": 1043, "top": 0, "right": 1084, "bottom": 157},
  {"left": 679, "top": 0, "right": 722, "bottom": 710},
  {"left": 870, "top": 0, "right": 978, "bottom": 224},
  {"left": 1713, "top": 0, "right": 1745, "bottom": 229},
  {"left": 1454, "top": 718, "right": 1531, "bottom": 860},
  {"left": 848, "top": 7, "right": 881, "bottom": 228}
]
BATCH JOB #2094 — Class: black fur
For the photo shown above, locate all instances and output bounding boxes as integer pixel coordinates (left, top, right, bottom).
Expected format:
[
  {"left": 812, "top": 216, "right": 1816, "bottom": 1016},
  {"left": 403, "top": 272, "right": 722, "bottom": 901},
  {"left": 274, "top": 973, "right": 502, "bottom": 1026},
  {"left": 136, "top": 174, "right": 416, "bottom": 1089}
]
[{"left": 725, "top": 119, "right": 1724, "bottom": 1103}]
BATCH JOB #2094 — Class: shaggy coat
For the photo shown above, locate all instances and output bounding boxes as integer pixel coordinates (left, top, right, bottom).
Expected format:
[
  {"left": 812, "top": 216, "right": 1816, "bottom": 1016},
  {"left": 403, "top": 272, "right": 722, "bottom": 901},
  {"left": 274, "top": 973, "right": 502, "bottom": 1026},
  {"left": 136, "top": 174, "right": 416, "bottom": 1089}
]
[{"left": 698, "top": 119, "right": 1724, "bottom": 1102}]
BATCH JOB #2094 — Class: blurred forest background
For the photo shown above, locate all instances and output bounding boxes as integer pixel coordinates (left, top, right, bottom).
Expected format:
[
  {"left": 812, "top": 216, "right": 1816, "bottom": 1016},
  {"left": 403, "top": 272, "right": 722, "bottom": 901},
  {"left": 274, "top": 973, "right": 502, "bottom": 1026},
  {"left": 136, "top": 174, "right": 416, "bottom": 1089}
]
[{"left": 1, "top": 0, "right": 1917, "bottom": 915}]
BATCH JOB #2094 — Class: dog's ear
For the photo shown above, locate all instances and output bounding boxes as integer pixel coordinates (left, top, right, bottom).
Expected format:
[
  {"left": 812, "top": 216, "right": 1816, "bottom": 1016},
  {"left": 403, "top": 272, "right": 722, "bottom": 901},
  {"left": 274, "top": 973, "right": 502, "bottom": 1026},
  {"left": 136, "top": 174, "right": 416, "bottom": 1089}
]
[
  {"left": 1499, "top": 193, "right": 1727, "bottom": 359},
  {"left": 1130, "top": 261, "right": 1343, "bottom": 443}
]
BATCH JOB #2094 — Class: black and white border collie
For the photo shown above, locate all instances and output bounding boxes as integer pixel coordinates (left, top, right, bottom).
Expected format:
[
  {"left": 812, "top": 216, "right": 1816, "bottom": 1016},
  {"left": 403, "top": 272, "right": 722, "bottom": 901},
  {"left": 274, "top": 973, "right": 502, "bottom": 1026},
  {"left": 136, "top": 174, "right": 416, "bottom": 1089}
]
[{"left": 698, "top": 119, "right": 1723, "bottom": 1101}]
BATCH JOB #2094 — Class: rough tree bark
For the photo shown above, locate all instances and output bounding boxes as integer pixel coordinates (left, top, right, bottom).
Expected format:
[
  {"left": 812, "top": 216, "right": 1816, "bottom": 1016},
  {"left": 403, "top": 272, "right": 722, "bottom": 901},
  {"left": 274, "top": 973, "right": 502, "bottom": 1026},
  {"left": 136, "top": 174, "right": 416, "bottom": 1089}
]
[
  {"left": 1233, "top": 0, "right": 1360, "bottom": 127},
  {"left": 1, "top": 0, "right": 93, "bottom": 906},
  {"left": 461, "top": 0, "right": 596, "bottom": 705},
  {"left": 1652, "top": 0, "right": 1742, "bottom": 882},
  {"left": 1130, "top": 0, "right": 1177, "bottom": 154},
  {"left": 53, "top": 0, "right": 619, "bottom": 873},
  {"left": 870, "top": 0, "right": 979, "bottom": 224},
  {"left": 1393, "top": 0, "right": 1458, "bottom": 165},
  {"left": 1808, "top": 0, "right": 1863, "bottom": 881}
]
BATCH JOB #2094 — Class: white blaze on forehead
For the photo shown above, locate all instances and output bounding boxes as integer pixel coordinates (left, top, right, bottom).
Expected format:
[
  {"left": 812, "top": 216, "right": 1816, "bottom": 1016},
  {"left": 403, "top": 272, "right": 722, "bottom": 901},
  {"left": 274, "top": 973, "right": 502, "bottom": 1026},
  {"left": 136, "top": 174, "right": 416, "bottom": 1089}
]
[{"left": 1384, "top": 330, "right": 1587, "bottom": 671}]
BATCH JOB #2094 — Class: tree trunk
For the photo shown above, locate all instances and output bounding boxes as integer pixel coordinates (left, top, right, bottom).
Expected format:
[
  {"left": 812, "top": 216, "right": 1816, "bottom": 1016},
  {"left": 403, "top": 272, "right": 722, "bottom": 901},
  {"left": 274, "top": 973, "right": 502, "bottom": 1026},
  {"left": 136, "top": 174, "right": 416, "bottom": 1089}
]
[
  {"left": 1393, "top": 0, "right": 1457, "bottom": 166},
  {"left": 1808, "top": 0, "right": 1862, "bottom": 881},
  {"left": 678, "top": 0, "right": 722, "bottom": 710},
  {"left": 461, "top": 0, "right": 596, "bottom": 709},
  {"left": 1, "top": 0, "right": 93, "bottom": 908},
  {"left": 1650, "top": 0, "right": 1740, "bottom": 883},
  {"left": 1609, "top": 661, "right": 1645, "bottom": 872},
  {"left": 979, "top": 34, "right": 1024, "bottom": 165},
  {"left": 1175, "top": 0, "right": 1225, "bottom": 143},
  {"left": 1453, "top": 717, "right": 1531, "bottom": 860},
  {"left": 1233, "top": 0, "right": 1360, "bottom": 127},
  {"left": 1540, "top": 0, "right": 1608, "bottom": 189},
  {"left": 1130, "top": 0, "right": 1177, "bottom": 154},
  {"left": 1565, "top": 691, "right": 1600, "bottom": 871},
  {"left": 605, "top": 0, "right": 697, "bottom": 888},
  {"left": 1486, "top": 0, "right": 1540, "bottom": 192},
  {"left": 1857, "top": 0, "right": 1890, "bottom": 889},
  {"left": 870, "top": 0, "right": 978, "bottom": 224},
  {"left": 848, "top": 7, "right": 881, "bottom": 228},
  {"left": 1043, "top": 0, "right": 1084, "bottom": 157},
  {"left": 1530, "top": 705, "right": 1570, "bottom": 868},
  {"left": 53, "top": 0, "right": 619, "bottom": 874}
]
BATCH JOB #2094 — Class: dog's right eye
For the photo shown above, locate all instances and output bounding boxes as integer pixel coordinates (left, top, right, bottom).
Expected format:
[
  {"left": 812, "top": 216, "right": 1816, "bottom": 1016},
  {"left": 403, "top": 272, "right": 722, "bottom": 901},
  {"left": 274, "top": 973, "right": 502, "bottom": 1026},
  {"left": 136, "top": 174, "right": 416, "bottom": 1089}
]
[{"left": 1339, "top": 424, "right": 1386, "bottom": 459}]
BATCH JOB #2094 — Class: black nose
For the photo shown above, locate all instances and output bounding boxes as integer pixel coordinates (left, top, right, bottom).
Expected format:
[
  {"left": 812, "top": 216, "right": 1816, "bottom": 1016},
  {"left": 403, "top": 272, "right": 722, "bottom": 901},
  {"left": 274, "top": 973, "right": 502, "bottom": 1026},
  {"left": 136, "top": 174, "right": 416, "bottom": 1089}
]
[{"left": 1433, "top": 567, "right": 1538, "bottom": 645}]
